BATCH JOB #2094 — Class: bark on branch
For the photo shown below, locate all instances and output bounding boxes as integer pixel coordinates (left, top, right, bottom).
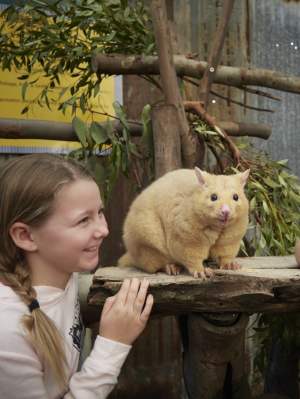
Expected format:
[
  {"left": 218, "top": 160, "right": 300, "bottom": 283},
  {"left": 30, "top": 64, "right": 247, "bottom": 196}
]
[
  {"left": 0, "top": 118, "right": 271, "bottom": 141},
  {"left": 150, "top": 0, "right": 197, "bottom": 170},
  {"left": 91, "top": 53, "right": 300, "bottom": 95}
]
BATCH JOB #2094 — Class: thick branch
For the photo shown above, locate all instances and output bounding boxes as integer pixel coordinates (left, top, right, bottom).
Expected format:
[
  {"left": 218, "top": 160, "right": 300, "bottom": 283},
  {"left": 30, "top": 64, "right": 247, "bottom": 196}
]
[
  {"left": 0, "top": 118, "right": 271, "bottom": 141},
  {"left": 0, "top": 118, "right": 142, "bottom": 141},
  {"left": 91, "top": 54, "right": 300, "bottom": 95},
  {"left": 217, "top": 121, "right": 271, "bottom": 140},
  {"left": 150, "top": 0, "right": 197, "bottom": 169}
]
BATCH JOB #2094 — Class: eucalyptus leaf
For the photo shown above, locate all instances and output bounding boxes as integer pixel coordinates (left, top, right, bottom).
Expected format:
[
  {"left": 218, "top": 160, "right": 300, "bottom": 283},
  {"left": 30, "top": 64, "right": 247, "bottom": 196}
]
[
  {"left": 90, "top": 122, "right": 108, "bottom": 145},
  {"left": 21, "top": 81, "right": 29, "bottom": 101},
  {"left": 72, "top": 116, "right": 88, "bottom": 147}
]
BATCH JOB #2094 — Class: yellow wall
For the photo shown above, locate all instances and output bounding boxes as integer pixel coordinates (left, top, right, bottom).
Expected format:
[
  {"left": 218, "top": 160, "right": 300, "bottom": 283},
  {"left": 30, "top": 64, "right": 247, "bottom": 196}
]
[
  {"left": 0, "top": 69, "right": 117, "bottom": 153},
  {"left": 0, "top": 4, "right": 118, "bottom": 154},
  {"left": 0, "top": 69, "right": 116, "bottom": 122}
]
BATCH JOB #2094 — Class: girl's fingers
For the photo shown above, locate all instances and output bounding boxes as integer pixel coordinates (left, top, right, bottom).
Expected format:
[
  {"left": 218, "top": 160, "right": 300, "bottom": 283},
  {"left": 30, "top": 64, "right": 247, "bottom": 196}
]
[
  {"left": 126, "top": 278, "right": 140, "bottom": 306},
  {"left": 102, "top": 295, "right": 116, "bottom": 315},
  {"left": 115, "top": 279, "right": 131, "bottom": 305},
  {"left": 134, "top": 279, "right": 149, "bottom": 313},
  {"left": 140, "top": 294, "right": 154, "bottom": 323}
]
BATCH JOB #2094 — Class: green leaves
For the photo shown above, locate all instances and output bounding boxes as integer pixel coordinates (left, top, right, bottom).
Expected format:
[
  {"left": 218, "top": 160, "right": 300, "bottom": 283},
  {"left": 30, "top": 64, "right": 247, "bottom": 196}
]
[
  {"left": 0, "top": 0, "right": 155, "bottom": 116},
  {"left": 72, "top": 116, "right": 88, "bottom": 147},
  {"left": 90, "top": 121, "right": 108, "bottom": 145},
  {"left": 244, "top": 158, "right": 300, "bottom": 257},
  {"left": 69, "top": 104, "right": 144, "bottom": 202}
]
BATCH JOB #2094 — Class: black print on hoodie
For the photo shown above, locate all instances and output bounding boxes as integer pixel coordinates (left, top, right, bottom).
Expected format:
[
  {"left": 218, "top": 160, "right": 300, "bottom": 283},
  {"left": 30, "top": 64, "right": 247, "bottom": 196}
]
[{"left": 69, "top": 298, "right": 84, "bottom": 352}]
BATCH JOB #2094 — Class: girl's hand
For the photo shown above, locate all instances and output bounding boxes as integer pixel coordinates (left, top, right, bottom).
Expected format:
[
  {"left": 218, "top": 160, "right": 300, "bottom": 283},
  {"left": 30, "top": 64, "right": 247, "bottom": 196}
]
[{"left": 99, "top": 278, "right": 154, "bottom": 345}]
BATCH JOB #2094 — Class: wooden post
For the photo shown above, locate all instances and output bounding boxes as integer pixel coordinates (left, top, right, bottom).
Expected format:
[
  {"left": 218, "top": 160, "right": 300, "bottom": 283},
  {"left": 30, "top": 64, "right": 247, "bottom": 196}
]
[
  {"left": 150, "top": 0, "right": 199, "bottom": 169},
  {"left": 181, "top": 313, "right": 251, "bottom": 398},
  {"left": 151, "top": 104, "right": 181, "bottom": 177}
]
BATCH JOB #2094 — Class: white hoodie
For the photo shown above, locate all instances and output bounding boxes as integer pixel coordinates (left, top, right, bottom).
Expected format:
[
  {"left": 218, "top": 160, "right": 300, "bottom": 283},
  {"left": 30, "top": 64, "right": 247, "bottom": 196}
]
[{"left": 0, "top": 273, "right": 131, "bottom": 399}]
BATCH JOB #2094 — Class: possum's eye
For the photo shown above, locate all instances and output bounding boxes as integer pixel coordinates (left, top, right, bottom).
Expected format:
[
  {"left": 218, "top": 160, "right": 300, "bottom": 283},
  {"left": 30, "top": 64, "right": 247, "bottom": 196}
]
[
  {"left": 233, "top": 193, "right": 239, "bottom": 201},
  {"left": 210, "top": 193, "right": 218, "bottom": 201}
]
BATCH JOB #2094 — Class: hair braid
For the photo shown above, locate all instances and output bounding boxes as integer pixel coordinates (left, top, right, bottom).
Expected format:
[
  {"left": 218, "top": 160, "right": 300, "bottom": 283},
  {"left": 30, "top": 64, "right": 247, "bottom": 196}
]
[
  {"left": 1, "top": 261, "right": 68, "bottom": 389},
  {"left": 0, "top": 154, "right": 93, "bottom": 389}
]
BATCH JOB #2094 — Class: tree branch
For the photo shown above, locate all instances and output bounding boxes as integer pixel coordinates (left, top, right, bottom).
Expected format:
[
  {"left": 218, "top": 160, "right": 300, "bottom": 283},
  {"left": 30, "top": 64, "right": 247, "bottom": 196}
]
[
  {"left": 210, "top": 90, "right": 274, "bottom": 113},
  {"left": 150, "top": 0, "right": 198, "bottom": 170},
  {"left": 91, "top": 53, "right": 300, "bottom": 95},
  {"left": 199, "top": 0, "right": 235, "bottom": 108},
  {"left": 184, "top": 101, "right": 241, "bottom": 166},
  {"left": 0, "top": 118, "right": 141, "bottom": 141},
  {"left": 0, "top": 118, "right": 271, "bottom": 141}
]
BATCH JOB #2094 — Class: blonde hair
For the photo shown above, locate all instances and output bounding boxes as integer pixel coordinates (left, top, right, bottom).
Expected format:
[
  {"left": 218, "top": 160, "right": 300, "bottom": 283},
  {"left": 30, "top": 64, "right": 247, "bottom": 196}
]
[{"left": 0, "top": 154, "right": 93, "bottom": 388}]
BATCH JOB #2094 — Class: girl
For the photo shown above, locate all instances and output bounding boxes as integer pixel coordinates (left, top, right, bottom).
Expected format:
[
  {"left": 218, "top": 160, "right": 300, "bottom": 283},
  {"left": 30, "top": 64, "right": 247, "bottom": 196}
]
[{"left": 0, "top": 154, "right": 153, "bottom": 399}]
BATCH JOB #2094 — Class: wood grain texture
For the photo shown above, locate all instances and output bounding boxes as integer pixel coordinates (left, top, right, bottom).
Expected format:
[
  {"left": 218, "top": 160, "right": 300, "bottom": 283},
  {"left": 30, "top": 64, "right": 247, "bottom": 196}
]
[{"left": 88, "top": 256, "right": 300, "bottom": 314}]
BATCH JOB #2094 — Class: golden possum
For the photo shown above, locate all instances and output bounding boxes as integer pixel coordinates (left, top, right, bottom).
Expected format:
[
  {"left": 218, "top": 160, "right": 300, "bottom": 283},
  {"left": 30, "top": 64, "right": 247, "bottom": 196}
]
[{"left": 119, "top": 167, "right": 250, "bottom": 278}]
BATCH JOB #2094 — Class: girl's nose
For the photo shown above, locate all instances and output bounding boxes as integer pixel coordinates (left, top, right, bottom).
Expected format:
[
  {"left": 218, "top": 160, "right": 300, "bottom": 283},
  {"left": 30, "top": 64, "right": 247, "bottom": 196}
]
[{"left": 94, "top": 216, "right": 109, "bottom": 238}]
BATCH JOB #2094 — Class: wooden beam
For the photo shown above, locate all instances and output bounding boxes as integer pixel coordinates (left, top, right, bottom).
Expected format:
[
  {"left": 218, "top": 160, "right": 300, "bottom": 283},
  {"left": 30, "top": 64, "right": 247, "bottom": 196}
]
[
  {"left": 87, "top": 256, "right": 300, "bottom": 314},
  {"left": 0, "top": 118, "right": 271, "bottom": 141},
  {"left": 91, "top": 53, "right": 300, "bottom": 95},
  {"left": 0, "top": 118, "right": 142, "bottom": 141}
]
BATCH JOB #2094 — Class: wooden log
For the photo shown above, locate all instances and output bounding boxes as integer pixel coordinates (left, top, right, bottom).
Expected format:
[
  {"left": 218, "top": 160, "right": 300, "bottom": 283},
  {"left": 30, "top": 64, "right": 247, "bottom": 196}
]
[
  {"left": 88, "top": 256, "right": 300, "bottom": 314},
  {"left": 0, "top": 118, "right": 142, "bottom": 141},
  {"left": 91, "top": 53, "right": 300, "bottom": 95},
  {"left": 151, "top": 104, "right": 181, "bottom": 177},
  {"left": 0, "top": 118, "right": 271, "bottom": 141},
  {"left": 181, "top": 313, "right": 252, "bottom": 398},
  {"left": 150, "top": 0, "right": 197, "bottom": 168}
]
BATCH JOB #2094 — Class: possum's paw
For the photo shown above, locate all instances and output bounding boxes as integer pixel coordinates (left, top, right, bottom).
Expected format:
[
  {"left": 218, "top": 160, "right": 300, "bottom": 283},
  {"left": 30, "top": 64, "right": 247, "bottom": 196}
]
[
  {"left": 220, "top": 262, "right": 241, "bottom": 270},
  {"left": 190, "top": 267, "right": 214, "bottom": 279},
  {"left": 163, "top": 263, "right": 182, "bottom": 275}
]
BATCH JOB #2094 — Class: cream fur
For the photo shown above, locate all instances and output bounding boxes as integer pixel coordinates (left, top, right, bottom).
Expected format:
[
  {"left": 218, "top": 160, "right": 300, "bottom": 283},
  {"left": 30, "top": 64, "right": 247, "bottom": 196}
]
[{"left": 118, "top": 168, "right": 249, "bottom": 276}]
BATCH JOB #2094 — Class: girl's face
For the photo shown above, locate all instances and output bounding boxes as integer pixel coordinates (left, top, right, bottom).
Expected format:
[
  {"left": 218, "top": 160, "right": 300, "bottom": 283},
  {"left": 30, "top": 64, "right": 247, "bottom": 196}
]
[{"left": 27, "top": 179, "right": 109, "bottom": 287}]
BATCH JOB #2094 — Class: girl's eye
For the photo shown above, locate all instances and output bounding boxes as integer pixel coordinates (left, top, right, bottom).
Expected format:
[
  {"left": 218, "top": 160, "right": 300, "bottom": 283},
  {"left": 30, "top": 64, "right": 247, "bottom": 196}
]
[
  {"left": 79, "top": 216, "right": 89, "bottom": 224},
  {"left": 211, "top": 193, "right": 218, "bottom": 201},
  {"left": 233, "top": 193, "right": 239, "bottom": 201}
]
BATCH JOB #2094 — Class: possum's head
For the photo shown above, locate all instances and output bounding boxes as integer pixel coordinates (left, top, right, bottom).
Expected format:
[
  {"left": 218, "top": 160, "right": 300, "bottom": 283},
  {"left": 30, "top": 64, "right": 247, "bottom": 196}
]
[{"left": 191, "top": 168, "right": 250, "bottom": 228}]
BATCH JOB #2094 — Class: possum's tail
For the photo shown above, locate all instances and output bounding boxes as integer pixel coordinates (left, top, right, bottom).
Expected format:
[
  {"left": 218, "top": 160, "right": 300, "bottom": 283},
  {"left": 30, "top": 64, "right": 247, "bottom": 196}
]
[{"left": 118, "top": 252, "right": 135, "bottom": 268}]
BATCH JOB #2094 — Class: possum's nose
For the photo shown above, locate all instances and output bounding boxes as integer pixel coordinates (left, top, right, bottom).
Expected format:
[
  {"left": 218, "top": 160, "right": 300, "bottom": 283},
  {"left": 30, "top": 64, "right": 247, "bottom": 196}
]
[{"left": 221, "top": 204, "right": 230, "bottom": 218}]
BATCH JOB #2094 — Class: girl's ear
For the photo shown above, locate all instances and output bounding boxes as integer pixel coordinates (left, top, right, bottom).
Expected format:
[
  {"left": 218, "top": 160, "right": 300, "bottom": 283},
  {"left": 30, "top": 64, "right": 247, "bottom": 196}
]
[{"left": 9, "top": 222, "right": 37, "bottom": 252}]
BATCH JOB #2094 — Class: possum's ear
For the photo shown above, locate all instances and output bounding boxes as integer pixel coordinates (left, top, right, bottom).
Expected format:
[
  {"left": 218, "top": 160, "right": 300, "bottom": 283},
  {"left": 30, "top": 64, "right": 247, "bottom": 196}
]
[
  {"left": 194, "top": 167, "right": 208, "bottom": 186},
  {"left": 239, "top": 169, "right": 250, "bottom": 187}
]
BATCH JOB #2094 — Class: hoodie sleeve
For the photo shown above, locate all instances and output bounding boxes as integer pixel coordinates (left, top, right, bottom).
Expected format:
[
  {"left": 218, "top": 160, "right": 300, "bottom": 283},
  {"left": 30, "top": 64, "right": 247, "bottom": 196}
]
[
  {"left": 0, "top": 330, "right": 131, "bottom": 399},
  {"left": 0, "top": 328, "right": 49, "bottom": 399},
  {"left": 66, "top": 336, "right": 131, "bottom": 399}
]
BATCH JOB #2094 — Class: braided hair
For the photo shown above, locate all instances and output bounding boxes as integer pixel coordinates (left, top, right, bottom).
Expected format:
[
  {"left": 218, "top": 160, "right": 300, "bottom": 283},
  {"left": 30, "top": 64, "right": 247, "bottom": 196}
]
[{"left": 0, "top": 154, "right": 93, "bottom": 388}]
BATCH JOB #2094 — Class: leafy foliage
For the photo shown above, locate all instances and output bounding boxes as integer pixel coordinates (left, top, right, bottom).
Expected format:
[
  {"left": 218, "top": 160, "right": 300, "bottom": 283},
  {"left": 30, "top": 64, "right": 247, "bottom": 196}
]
[
  {"left": 193, "top": 118, "right": 300, "bottom": 257},
  {"left": 69, "top": 102, "right": 152, "bottom": 203},
  {"left": 0, "top": 0, "right": 154, "bottom": 115},
  {"left": 193, "top": 117, "right": 300, "bottom": 380},
  {"left": 243, "top": 155, "right": 300, "bottom": 256},
  {"left": 0, "top": 0, "right": 155, "bottom": 200}
]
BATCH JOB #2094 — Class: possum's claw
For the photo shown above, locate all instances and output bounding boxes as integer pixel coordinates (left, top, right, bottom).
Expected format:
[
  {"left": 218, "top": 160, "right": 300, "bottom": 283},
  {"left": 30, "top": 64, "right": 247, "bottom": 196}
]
[
  {"left": 204, "top": 267, "right": 214, "bottom": 277},
  {"left": 220, "top": 262, "right": 241, "bottom": 270},
  {"left": 163, "top": 263, "right": 182, "bottom": 275},
  {"left": 192, "top": 267, "right": 214, "bottom": 279}
]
